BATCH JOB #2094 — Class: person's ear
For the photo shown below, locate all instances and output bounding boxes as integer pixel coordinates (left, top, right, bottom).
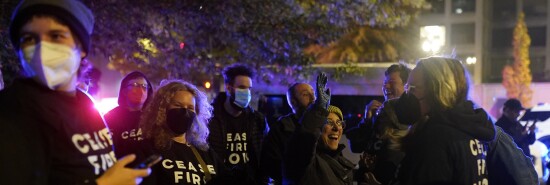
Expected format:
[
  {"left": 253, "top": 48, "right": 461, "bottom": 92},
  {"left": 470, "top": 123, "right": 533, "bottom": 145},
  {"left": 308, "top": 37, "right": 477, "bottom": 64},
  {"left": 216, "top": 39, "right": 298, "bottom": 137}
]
[
  {"left": 80, "top": 50, "right": 87, "bottom": 59},
  {"left": 290, "top": 98, "right": 298, "bottom": 108},
  {"left": 225, "top": 83, "right": 231, "bottom": 92}
]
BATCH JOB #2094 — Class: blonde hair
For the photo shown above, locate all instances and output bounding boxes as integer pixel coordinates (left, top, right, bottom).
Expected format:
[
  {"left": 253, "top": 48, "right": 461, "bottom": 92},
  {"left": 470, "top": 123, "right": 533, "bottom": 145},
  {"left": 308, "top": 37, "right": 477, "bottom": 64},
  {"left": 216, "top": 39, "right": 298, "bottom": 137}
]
[
  {"left": 140, "top": 79, "right": 213, "bottom": 151},
  {"left": 416, "top": 57, "right": 470, "bottom": 111}
]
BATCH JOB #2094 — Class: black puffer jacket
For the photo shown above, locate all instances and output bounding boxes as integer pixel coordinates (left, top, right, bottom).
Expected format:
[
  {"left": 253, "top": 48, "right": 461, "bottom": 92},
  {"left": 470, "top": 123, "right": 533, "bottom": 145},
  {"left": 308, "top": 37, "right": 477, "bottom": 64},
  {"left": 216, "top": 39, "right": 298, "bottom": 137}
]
[
  {"left": 398, "top": 101, "right": 496, "bottom": 185},
  {"left": 207, "top": 93, "right": 268, "bottom": 185},
  {"left": 261, "top": 113, "right": 299, "bottom": 185},
  {"left": 283, "top": 106, "right": 354, "bottom": 185}
]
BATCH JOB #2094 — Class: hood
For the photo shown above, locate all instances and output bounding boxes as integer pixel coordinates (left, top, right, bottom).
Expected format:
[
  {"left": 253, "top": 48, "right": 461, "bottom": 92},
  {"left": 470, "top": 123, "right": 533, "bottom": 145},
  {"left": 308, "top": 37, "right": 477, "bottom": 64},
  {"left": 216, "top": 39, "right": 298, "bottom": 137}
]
[
  {"left": 118, "top": 71, "right": 153, "bottom": 108},
  {"left": 435, "top": 101, "right": 496, "bottom": 142}
]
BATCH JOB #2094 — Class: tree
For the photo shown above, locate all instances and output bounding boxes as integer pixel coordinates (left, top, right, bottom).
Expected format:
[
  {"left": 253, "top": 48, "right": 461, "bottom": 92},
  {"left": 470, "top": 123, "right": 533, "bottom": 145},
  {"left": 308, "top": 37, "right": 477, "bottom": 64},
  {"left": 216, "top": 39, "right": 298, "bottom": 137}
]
[
  {"left": 502, "top": 12, "right": 533, "bottom": 108},
  {"left": 1, "top": 0, "right": 427, "bottom": 86},
  {"left": 0, "top": 0, "right": 20, "bottom": 87}
]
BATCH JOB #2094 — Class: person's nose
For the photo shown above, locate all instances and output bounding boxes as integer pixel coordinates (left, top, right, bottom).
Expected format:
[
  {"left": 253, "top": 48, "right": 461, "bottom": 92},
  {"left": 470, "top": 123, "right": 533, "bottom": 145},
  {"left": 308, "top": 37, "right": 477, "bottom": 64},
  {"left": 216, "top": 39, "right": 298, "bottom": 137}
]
[{"left": 331, "top": 125, "right": 340, "bottom": 131}]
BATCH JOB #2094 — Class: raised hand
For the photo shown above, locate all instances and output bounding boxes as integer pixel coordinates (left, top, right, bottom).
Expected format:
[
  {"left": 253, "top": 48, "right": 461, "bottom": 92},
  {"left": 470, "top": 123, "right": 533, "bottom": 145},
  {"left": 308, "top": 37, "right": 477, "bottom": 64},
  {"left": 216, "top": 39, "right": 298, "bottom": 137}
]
[{"left": 314, "top": 73, "right": 331, "bottom": 109}]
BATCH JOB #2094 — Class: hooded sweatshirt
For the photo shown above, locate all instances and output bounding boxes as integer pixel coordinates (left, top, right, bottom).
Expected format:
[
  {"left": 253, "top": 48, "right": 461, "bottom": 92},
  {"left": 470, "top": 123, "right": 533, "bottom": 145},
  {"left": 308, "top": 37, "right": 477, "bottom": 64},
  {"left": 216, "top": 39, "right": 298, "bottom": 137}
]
[
  {"left": 104, "top": 71, "right": 153, "bottom": 162},
  {"left": 398, "top": 101, "right": 496, "bottom": 185}
]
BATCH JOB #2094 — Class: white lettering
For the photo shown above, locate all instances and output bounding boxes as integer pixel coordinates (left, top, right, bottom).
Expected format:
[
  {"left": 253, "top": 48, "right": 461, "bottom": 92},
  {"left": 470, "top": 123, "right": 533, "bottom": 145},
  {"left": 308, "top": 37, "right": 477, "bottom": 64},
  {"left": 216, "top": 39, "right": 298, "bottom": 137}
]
[
  {"left": 227, "top": 133, "right": 232, "bottom": 142},
  {"left": 243, "top": 152, "right": 249, "bottom": 163},
  {"left": 174, "top": 171, "right": 184, "bottom": 183},
  {"left": 121, "top": 131, "right": 129, "bottom": 139},
  {"left": 188, "top": 162, "right": 197, "bottom": 172},
  {"left": 72, "top": 134, "right": 89, "bottom": 153},
  {"left": 229, "top": 153, "right": 240, "bottom": 164},
  {"left": 234, "top": 133, "right": 241, "bottom": 141},
  {"left": 88, "top": 155, "right": 100, "bottom": 174},
  {"left": 236, "top": 143, "right": 242, "bottom": 151},
  {"left": 100, "top": 128, "right": 113, "bottom": 146},
  {"left": 136, "top": 128, "right": 143, "bottom": 140},
  {"left": 242, "top": 133, "right": 246, "bottom": 141},
  {"left": 84, "top": 133, "right": 101, "bottom": 151},
  {"left": 470, "top": 140, "right": 477, "bottom": 156},
  {"left": 93, "top": 132, "right": 105, "bottom": 149},
  {"left": 192, "top": 173, "right": 201, "bottom": 184},
  {"left": 208, "top": 165, "right": 216, "bottom": 174},
  {"left": 163, "top": 159, "right": 174, "bottom": 169},
  {"left": 176, "top": 160, "right": 186, "bottom": 169}
]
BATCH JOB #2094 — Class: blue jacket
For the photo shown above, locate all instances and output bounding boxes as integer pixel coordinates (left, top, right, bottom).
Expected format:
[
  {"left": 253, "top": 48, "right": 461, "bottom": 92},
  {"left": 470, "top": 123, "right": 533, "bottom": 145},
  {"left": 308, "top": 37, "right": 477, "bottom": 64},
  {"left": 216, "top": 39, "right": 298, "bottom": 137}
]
[{"left": 487, "top": 126, "right": 539, "bottom": 185}]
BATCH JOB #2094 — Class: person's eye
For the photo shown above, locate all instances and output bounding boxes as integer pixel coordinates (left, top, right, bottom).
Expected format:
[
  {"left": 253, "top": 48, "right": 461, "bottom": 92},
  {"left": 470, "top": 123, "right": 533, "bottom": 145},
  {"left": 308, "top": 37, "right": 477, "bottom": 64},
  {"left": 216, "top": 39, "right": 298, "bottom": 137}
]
[
  {"left": 20, "top": 35, "right": 36, "bottom": 45},
  {"left": 51, "top": 33, "right": 67, "bottom": 41}
]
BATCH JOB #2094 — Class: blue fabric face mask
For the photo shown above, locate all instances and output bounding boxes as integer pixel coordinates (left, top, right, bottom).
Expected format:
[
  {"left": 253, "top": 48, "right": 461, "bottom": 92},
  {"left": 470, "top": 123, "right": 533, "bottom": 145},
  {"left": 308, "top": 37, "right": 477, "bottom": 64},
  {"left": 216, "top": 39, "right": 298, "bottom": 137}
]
[{"left": 232, "top": 88, "right": 251, "bottom": 108}]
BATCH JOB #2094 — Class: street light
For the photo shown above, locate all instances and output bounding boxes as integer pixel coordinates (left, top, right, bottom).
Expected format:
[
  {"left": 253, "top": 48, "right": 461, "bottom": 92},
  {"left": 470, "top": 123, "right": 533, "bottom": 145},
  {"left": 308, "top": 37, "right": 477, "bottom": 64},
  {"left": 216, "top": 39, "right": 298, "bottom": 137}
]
[{"left": 420, "top": 25, "right": 446, "bottom": 54}]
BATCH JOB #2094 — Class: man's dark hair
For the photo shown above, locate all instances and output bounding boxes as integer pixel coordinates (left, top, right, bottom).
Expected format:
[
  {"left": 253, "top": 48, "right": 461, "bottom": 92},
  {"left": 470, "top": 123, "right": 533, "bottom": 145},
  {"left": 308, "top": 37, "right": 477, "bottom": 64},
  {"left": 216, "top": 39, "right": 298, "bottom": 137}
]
[
  {"left": 222, "top": 64, "right": 255, "bottom": 85},
  {"left": 385, "top": 64, "right": 411, "bottom": 83}
]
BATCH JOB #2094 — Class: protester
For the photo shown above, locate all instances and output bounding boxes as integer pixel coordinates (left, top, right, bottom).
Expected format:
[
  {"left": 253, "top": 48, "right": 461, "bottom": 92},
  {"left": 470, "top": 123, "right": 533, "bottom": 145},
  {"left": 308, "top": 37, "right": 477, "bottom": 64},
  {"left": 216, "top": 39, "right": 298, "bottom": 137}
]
[
  {"left": 495, "top": 98, "right": 536, "bottom": 157},
  {"left": 207, "top": 64, "right": 268, "bottom": 184},
  {"left": 283, "top": 73, "right": 354, "bottom": 185},
  {"left": 105, "top": 71, "right": 154, "bottom": 161},
  {"left": 395, "top": 57, "right": 495, "bottom": 184},
  {"left": 487, "top": 126, "right": 539, "bottom": 185},
  {"left": 346, "top": 64, "right": 410, "bottom": 153},
  {"left": 261, "top": 82, "right": 315, "bottom": 184},
  {"left": 345, "top": 64, "right": 410, "bottom": 184},
  {"left": 0, "top": 0, "right": 149, "bottom": 184},
  {"left": 140, "top": 79, "right": 225, "bottom": 185}
]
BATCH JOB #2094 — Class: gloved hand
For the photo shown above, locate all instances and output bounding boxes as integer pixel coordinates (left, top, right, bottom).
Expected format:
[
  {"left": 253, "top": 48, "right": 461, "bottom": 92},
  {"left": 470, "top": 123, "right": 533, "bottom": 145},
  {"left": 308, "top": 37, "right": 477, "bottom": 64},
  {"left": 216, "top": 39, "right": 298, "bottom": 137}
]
[{"left": 314, "top": 73, "right": 331, "bottom": 110}]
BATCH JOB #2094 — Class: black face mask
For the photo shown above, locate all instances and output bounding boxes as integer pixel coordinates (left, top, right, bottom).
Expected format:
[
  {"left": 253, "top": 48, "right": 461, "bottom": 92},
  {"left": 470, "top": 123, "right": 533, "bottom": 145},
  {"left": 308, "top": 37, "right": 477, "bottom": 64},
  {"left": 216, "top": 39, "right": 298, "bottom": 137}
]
[
  {"left": 166, "top": 108, "right": 196, "bottom": 135},
  {"left": 394, "top": 92, "right": 422, "bottom": 125}
]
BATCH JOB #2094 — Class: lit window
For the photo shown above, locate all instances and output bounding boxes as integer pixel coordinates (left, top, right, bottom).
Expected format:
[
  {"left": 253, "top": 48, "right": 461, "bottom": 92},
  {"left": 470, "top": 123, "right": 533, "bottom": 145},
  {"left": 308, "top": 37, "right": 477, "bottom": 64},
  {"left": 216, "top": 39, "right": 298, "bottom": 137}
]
[
  {"left": 452, "top": 0, "right": 476, "bottom": 14},
  {"left": 420, "top": 25, "right": 446, "bottom": 53}
]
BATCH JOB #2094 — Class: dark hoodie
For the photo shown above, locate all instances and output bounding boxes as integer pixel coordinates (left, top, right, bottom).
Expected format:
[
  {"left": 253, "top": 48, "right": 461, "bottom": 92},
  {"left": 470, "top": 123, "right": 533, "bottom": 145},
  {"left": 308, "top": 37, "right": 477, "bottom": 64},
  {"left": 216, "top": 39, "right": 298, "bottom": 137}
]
[
  {"left": 104, "top": 71, "right": 153, "bottom": 161},
  {"left": 207, "top": 93, "right": 268, "bottom": 185},
  {"left": 398, "top": 101, "right": 496, "bottom": 185}
]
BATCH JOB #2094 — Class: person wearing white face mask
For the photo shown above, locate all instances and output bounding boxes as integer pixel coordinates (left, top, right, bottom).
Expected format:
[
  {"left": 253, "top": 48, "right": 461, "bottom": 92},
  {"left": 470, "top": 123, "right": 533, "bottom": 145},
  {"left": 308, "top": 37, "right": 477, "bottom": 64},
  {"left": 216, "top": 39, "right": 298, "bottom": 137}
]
[
  {"left": 207, "top": 64, "right": 269, "bottom": 185},
  {"left": 0, "top": 0, "right": 150, "bottom": 184}
]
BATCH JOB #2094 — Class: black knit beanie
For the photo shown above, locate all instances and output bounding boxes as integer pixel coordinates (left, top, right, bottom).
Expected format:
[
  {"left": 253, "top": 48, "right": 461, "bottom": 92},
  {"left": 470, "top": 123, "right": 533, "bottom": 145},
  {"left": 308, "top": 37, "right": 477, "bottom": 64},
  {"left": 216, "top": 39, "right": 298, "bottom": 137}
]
[{"left": 9, "top": 0, "right": 94, "bottom": 55}]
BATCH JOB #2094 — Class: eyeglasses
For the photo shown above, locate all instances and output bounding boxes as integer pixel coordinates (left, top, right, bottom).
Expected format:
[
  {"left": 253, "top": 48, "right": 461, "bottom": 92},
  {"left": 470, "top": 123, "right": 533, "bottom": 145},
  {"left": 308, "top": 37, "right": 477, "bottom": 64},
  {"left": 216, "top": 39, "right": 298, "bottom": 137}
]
[
  {"left": 127, "top": 82, "right": 148, "bottom": 90},
  {"left": 327, "top": 119, "right": 346, "bottom": 129},
  {"left": 404, "top": 83, "right": 421, "bottom": 93}
]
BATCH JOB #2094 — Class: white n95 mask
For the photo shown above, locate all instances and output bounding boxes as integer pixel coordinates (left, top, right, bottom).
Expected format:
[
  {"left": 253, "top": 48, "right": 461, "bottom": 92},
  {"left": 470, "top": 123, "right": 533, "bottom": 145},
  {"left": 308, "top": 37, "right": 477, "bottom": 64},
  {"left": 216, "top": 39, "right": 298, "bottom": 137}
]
[{"left": 20, "top": 41, "right": 81, "bottom": 90}]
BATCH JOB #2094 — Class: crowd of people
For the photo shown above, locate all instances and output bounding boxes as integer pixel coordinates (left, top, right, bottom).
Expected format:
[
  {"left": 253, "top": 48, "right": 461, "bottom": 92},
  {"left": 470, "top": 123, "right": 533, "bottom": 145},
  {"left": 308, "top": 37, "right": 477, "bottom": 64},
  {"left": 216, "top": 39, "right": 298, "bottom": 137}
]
[{"left": 0, "top": 0, "right": 542, "bottom": 185}]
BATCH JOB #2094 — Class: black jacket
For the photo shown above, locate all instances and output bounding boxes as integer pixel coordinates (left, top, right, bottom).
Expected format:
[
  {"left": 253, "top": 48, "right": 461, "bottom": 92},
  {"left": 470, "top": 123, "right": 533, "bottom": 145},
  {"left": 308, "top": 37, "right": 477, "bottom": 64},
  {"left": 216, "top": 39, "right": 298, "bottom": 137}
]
[
  {"left": 0, "top": 79, "right": 115, "bottom": 184},
  {"left": 351, "top": 99, "right": 408, "bottom": 184},
  {"left": 487, "top": 126, "right": 539, "bottom": 185},
  {"left": 398, "top": 101, "right": 496, "bottom": 185},
  {"left": 495, "top": 116, "right": 536, "bottom": 156},
  {"left": 207, "top": 93, "right": 268, "bottom": 185},
  {"left": 261, "top": 113, "right": 299, "bottom": 185},
  {"left": 283, "top": 106, "right": 354, "bottom": 185}
]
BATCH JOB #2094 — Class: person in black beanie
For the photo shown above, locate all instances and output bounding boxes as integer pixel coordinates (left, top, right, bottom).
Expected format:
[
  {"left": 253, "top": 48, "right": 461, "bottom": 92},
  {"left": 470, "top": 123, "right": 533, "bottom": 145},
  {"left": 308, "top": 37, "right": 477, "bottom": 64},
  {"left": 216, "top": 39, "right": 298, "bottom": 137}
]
[{"left": 0, "top": 0, "right": 150, "bottom": 184}]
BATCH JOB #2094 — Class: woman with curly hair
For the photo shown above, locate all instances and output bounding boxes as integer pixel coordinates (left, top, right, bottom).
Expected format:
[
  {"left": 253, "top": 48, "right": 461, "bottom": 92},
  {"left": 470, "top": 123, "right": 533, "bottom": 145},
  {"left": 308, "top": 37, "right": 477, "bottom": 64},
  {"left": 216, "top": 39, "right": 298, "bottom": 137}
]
[{"left": 140, "top": 79, "right": 224, "bottom": 185}]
